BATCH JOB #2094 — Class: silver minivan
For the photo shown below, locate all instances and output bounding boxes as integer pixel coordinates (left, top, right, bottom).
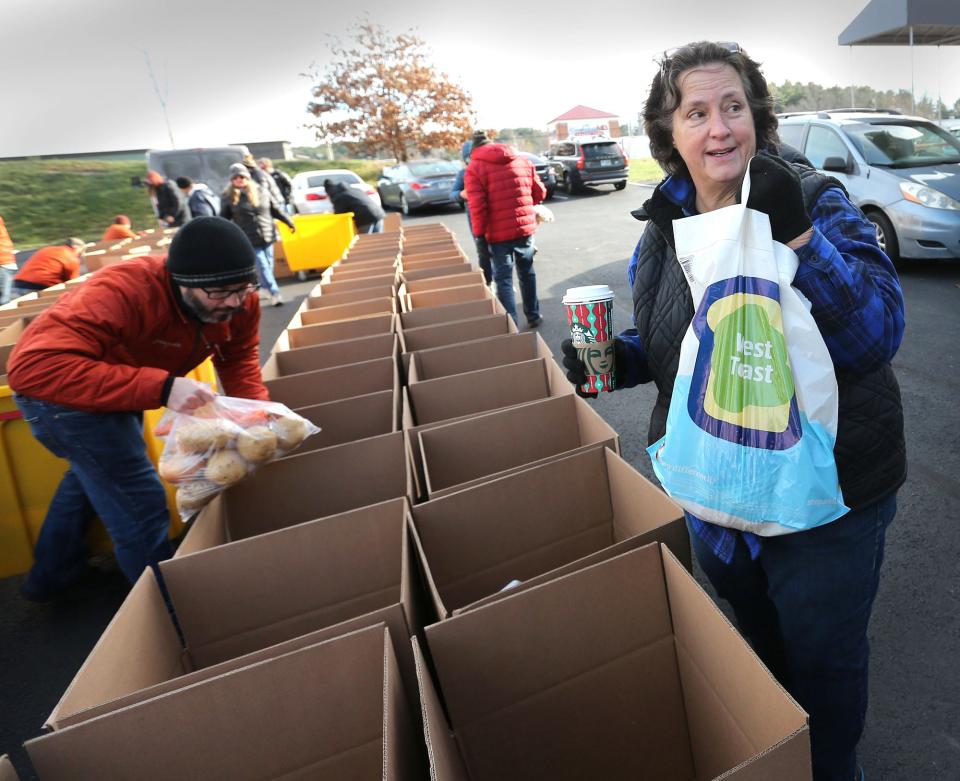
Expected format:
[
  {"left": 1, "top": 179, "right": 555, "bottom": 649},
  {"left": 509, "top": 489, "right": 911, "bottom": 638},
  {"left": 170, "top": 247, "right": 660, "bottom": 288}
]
[{"left": 777, "top": 110, "right": 960, "bottom": 263}]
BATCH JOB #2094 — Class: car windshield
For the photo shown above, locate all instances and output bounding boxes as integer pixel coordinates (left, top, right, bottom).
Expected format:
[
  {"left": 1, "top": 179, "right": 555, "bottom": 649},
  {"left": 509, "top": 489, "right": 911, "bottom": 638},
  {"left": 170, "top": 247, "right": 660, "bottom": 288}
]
[
  {"left": 305, "top": 173, "right": 359, "bottom": 188},
  {"left": 407, "top": 161, "right": 458, "bottom": 177},
  {"left": 582, "top": 142, "right": 623, "bottom": 159},
  {"left": 844, "top": 121, "right": 960, "bottom": 168}
]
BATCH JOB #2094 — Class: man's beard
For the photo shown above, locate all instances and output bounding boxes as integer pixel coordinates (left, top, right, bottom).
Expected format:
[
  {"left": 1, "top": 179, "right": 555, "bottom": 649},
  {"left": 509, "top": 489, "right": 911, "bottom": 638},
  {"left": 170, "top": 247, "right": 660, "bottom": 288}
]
[{"left": 181, "top": 288, "right": 243, "bottom": 323}]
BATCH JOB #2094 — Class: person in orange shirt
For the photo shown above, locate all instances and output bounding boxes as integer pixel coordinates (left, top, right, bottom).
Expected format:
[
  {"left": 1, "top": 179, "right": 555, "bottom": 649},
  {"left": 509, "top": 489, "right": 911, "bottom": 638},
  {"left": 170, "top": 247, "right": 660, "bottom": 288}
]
[
  {"left": 10, "top": 238, "right": 86, "bottom": 298},
  {"left": 102, "top": 215, "right": 138, "bottom": 241}
]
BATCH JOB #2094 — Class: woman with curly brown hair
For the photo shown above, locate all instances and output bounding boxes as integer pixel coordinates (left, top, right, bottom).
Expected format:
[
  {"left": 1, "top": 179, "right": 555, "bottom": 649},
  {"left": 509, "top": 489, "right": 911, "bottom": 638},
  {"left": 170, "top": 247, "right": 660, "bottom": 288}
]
[
  {"left": 562, "top": 41, "right": 905, "bottom": 781},
  {"left": 220, "top": 163, "right": 295, "bottom": 306}
]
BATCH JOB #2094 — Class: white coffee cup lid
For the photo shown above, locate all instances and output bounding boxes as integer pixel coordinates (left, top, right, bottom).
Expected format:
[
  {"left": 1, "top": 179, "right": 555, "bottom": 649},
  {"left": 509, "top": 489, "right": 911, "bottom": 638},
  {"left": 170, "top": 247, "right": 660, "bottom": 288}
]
[{"left": 562, "top": 285, "right": 615, "bottom": 305}]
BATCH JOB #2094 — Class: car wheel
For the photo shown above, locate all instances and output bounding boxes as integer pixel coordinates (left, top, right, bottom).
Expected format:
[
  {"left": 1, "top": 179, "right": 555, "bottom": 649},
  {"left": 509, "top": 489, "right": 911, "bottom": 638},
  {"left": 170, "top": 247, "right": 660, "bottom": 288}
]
[
  {"left": 545, "top": 186, "right": 555, "bottom": 201},
  {"left": 400, "top": 194, "right": 410, "bottom": 216},
  {"left": 563, "top": 173, "right": 578, "bottom": 195},
  {"left": 614, "top": 181, "right": 627, "bottom": 191},
  {"left": 866, "top": 211, "right": 900, "bottom": 264}
]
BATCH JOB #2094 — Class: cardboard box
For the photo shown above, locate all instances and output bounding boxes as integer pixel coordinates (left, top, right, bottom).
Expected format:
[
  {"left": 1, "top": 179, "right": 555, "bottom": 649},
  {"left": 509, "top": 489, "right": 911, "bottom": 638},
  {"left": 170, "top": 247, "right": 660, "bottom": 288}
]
[
  {"left": 416, "top": 543, "right": 811, "bottom": 780},
  {"left": 401, "top": 284, "right": 491, "bottom": 312},
  {"left": 401, "top": 254, "right": 466, "bottom": 270},
  {"left": 263, "top": 332, "right": 396, "bottom": 376},
  {"left": 405, "top": 358, "right": 570, "bottom": 426},
  {"left": 401, "top": 270, "right": 485, "bottom": 294},
  {"left": 400, "top": 263, "right": 472, "bottom": 283},
  {"left": 0, "top": 756, "right": 18, "bottom": 781},
  {"left": 296, "top": 296, "right": 396, "bottom": 327},
  {"left": 262, "top": 355, "right": 397, "bottom": 413},
  {"left": 318, "top": 272, "right": 398, "bottom": 291},
  {"left": 417, "top": 394, "right": 619, "bottom": 499},
  {"left": 411, "top": 446, "right": 688, "bottom": 618},
  {"left": 406, "top": 331, "right": 553, "bottom": 383},
  {"left": 398, "top": 313, "right": 517, "bottom": 356},
  {"left": 306, "top": 284, "right": 396, "bottom": 309},
  {"left": 324, "top": 264, "right": 398, "bottom": 282},
  {"left": 295, "top": 389, "right": 399, "bottom": 451},
  {"left": 177, "top": 431, "right": 412, "bottom": 554},
  {"left": 31, "top": 625, "right": 423, "bottom": 779},
  {"left": 45, "top": 498, "right": 422, "bottom": 727},
  {"left": 279, "top": 313, "right": 395, "bottom": 350},
  {"left": 398, "top": 299, "right": 500, "bottom": 330}
]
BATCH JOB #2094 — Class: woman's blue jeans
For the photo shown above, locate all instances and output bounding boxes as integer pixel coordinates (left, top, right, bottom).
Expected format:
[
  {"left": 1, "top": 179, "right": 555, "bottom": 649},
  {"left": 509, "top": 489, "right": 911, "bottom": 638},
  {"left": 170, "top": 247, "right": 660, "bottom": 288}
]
[
  {"left": 14, "top": 395, "right": 173, "bottom": 591},
  {"left": 254, "top": 245, "right": 280, "bottom": 296},
  {"left": 689, "top": 494, "right": 896, "bottom": 781}
]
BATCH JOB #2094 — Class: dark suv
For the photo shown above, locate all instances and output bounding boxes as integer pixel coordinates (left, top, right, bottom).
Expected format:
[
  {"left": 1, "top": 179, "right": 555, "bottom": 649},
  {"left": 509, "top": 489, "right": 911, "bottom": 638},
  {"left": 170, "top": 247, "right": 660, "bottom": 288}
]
[{"left": 546, "top": 138, "right": 628, "bottom": 194}]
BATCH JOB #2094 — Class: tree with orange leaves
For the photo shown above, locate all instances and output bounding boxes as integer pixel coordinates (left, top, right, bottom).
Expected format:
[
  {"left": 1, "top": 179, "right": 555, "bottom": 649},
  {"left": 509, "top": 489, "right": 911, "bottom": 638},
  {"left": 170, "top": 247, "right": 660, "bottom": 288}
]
[{"left": 305, "top": 21, "right": 474, "bottom": 162}]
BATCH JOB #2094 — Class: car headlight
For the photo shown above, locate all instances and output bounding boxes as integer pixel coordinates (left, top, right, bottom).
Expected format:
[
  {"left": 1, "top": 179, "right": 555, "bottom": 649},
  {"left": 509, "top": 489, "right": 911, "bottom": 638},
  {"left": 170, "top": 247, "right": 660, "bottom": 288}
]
[{"left": 899, "top": 181, "right": 960, "bottom": 211}]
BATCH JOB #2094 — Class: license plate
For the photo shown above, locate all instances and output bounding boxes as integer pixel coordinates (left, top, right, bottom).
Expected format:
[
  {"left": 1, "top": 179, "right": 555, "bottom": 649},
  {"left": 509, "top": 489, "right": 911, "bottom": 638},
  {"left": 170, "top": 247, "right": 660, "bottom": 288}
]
[{"left": 601, "top": 159, "right": 613, "bottom": 167}]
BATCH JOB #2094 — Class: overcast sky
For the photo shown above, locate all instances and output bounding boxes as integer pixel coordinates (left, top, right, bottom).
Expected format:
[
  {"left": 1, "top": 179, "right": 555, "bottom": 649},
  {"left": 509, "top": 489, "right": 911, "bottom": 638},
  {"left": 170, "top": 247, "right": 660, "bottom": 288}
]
[{"left": 2, "top": 0, "right": 958, "bottom": 157}]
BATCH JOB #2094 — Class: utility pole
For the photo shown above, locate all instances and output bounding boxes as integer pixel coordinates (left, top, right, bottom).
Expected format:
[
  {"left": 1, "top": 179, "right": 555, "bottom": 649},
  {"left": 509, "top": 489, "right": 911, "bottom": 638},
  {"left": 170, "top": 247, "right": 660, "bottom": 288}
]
[{"left": 143, "top": 50, "right": 176, "bottom": 148}]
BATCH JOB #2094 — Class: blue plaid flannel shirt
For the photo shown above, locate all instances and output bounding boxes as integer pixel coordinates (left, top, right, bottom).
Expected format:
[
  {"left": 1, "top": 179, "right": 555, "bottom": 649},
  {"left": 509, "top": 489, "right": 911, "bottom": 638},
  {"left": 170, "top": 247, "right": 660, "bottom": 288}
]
[{"left": 619, "top": 171, "right": 905, "bottom": 563}]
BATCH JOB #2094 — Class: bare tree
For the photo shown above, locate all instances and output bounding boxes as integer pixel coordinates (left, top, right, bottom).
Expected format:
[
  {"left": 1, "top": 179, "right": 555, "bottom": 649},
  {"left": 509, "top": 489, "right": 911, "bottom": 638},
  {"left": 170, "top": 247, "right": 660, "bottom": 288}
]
[{"left": 305, "top": 21, "right": 474, "bottom": 161}]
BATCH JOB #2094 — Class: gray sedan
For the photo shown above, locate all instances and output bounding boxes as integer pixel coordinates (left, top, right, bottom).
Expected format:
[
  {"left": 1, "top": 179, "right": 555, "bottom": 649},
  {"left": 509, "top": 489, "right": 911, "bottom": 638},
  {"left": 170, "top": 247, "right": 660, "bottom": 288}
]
[{"left": 377, "top": 159, "right": 461, "bottom": 215}]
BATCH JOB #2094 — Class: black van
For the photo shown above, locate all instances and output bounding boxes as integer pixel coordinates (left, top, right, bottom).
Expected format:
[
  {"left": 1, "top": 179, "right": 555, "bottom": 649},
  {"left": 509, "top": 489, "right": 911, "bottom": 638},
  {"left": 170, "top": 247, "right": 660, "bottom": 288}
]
[{"left": 144, "top": 145, "right": 249, "bottom": 197}]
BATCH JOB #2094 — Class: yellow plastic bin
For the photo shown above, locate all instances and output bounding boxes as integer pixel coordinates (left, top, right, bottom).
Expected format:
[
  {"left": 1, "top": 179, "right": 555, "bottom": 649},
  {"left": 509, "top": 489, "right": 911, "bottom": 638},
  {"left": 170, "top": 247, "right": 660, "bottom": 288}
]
[
  {"left": 0, "top": 360, "right": 218, "bottom": 579},
  {"left": 276, "top": 213, "right": 356, "bottom": 271}
]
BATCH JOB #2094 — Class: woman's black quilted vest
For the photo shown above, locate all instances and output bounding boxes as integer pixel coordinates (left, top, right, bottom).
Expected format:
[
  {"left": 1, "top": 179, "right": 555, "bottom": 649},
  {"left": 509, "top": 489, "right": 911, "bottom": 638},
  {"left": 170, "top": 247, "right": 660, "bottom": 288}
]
[{"left": 631, "top": 170, "right": 906, "bottom": 510}]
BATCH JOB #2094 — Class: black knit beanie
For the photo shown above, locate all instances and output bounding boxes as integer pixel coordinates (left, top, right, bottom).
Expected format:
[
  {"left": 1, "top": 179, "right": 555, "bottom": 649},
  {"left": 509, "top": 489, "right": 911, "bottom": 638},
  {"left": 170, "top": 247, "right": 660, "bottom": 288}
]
[{"left": 166, "top": 216, "right": 258, "bottom": 287}]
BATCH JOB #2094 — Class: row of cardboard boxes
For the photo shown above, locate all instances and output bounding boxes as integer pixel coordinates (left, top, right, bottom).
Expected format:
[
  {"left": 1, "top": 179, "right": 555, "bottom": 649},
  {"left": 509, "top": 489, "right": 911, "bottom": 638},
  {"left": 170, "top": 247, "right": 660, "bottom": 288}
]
[
  {"left": 0, "top": 220, "right": 414, "bottom": 576},
  {"left": 3, "top": 223, "right": 812, "bottom": 779}
]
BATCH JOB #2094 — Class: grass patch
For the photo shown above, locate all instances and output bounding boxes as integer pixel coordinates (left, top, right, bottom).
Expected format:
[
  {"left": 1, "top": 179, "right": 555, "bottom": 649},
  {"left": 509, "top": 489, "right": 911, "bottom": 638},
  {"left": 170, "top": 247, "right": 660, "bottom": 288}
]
[
  {"left": 0, "top": 159, "right": 157, "bottom": 248},
  {"left": 0, "top": 158, "right": 389, "bottom": 249},
  {"left": 629, "top": 158, "right": 664, "bottom": 184}
]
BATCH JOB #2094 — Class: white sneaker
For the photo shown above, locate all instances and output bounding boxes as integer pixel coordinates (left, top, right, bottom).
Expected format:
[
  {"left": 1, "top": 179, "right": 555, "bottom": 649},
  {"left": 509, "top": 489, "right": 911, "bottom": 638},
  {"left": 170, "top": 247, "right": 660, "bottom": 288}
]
[{"left": 270, "top": 293, "right": 285, "bottom": 307}]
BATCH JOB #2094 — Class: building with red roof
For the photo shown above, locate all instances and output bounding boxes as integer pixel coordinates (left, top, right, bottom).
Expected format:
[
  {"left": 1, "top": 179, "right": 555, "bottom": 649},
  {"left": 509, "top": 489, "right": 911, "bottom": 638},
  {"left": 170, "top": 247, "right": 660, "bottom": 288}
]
[{"left": 547, "top": 105, "right": 622, "bottom": 141}]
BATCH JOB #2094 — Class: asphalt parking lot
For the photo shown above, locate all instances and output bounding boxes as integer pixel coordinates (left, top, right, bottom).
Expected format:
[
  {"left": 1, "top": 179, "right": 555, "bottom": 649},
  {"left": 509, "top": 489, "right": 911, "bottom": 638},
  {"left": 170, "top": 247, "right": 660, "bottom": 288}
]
[{"left": 2, "top": 186, "right": 959, "bottom": 778}]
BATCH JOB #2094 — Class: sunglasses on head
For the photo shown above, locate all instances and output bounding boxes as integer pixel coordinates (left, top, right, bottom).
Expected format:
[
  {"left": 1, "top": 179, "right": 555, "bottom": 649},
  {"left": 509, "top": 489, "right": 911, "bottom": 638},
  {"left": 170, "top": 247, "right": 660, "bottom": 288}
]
[
  {"left": 200, "top": 283, "right": 259, "bottom": 300},
  {"left": 659, "top": 41, "right": 742, "bottom": 74}
]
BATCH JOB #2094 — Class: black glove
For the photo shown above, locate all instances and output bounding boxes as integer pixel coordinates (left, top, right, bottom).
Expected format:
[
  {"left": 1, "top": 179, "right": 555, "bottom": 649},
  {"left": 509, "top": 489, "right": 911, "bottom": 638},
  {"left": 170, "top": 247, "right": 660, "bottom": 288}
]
[
  {"left": 561, "top": 338, "right": 622, "bottom": 399},
  {"left": 743, "top": 154, "right": 811, "bottom": 245}
]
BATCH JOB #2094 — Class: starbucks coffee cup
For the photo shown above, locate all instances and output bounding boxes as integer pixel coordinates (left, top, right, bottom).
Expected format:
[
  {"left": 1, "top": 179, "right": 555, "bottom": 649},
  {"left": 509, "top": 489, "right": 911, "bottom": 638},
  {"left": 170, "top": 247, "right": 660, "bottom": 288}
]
[{"left": 562, "top": 285, "right": 615, "bottom": 393}]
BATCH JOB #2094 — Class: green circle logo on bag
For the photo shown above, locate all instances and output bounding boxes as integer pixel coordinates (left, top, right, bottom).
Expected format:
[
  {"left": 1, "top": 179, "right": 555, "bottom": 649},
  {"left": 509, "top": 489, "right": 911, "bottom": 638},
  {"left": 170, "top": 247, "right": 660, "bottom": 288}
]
[{"left": 689, "top": 276, "right": 802, "bottom": 450}]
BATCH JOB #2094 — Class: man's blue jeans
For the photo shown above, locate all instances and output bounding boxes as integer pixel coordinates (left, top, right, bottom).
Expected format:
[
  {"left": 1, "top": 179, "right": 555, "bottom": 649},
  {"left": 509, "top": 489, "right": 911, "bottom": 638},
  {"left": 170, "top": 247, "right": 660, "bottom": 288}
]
[
  {"left": 488, "top": 234, "right": 539, "bottom": 324},
  {"left": 14, "top": 395, "right": 173, "bottom": 591},
  {"left": 689, "top": 493, "right": 897, "bottom": 781},
  {"left": 254, "top": 245, "right": 280, "bottom": 296}
]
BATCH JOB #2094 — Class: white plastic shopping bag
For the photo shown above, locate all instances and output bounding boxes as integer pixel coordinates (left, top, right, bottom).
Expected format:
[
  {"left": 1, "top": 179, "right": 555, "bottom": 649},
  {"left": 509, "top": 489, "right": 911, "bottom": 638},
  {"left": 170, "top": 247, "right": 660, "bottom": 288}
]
[{"left": 648, "top": 161, "right": 847, "bottom": 534}]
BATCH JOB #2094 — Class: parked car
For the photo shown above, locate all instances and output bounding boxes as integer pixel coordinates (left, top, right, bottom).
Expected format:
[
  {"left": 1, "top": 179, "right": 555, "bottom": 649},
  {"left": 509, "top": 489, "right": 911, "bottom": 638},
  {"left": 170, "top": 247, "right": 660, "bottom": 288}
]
[
  {"left": 545, "top": 137, "right": 628, "bottom": 194},
  {"left": 777, "top": 109, "right": 960, "bottom": 263},
  {"left": 377, "top": 160, "right": 461, "bottom": 214},
  {"left": 519, "top": 151, "right": 556, "bottom": 199},
  {"left": 290, "top": 169, "right": 381, "bottom": 215}
]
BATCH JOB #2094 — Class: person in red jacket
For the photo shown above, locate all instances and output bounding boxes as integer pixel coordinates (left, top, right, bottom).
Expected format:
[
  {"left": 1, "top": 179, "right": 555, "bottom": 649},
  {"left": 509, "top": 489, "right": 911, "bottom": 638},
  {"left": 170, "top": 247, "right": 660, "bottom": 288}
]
[
  {"left": 8, "top": 217, "right": 268, "bottom": 601},
  {"left": 102, "top": 214, "right": 138, "bottom": 241},
  {"left": 465, "top": 130, "right": 547, "bottom": 327},
  {"left": 10, "top": 238, "right": 85, "bottom": 298}
]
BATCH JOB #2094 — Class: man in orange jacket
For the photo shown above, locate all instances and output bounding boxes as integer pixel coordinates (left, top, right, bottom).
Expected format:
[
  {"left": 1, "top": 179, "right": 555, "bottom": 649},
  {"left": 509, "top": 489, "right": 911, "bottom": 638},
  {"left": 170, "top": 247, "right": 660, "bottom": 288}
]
[
  {"left": 9, "top": 217, "right": 269, "bottom": 601},
  {"left": 102, "top": 214, "right": 138, "bottom": 241},
  {"left": 9, "top": 238, "right": 85, "bottom": 298}
]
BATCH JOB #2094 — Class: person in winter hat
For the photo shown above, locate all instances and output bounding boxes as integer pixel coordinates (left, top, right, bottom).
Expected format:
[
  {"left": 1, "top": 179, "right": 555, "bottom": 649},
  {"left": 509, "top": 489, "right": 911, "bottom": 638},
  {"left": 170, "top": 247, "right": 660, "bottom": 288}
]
[
  {"left": 102, "top": 215, "right": 138, "bottom": 241},
  {"left": 8, "top": 216, "right": 269, "bottom": 603},
  {"left": 464, "top": 129, "right": 546, "bottom": 326},
  {"left": 221, "top": 164, "right": 295, "bottom": 306},
  {"left": 323, "top": 178, "right": 385, "bottom": 234}
]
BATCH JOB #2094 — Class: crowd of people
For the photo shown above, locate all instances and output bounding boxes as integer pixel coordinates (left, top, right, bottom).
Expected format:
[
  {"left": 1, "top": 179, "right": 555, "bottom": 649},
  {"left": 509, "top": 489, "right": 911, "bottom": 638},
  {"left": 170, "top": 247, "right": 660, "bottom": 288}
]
[{"left": 4, "top": 44, "right": 910, "bottom": 780}]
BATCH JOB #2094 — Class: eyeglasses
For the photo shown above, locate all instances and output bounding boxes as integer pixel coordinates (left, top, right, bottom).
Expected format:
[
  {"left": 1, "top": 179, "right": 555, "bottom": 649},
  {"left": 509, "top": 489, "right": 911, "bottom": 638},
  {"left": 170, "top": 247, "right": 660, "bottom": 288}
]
[
  {"left": 200, "top": 284, "right": 259, "bottom": 300},
  {"left": 659, "top": 41, "right": 742, "bottom": 75}
]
